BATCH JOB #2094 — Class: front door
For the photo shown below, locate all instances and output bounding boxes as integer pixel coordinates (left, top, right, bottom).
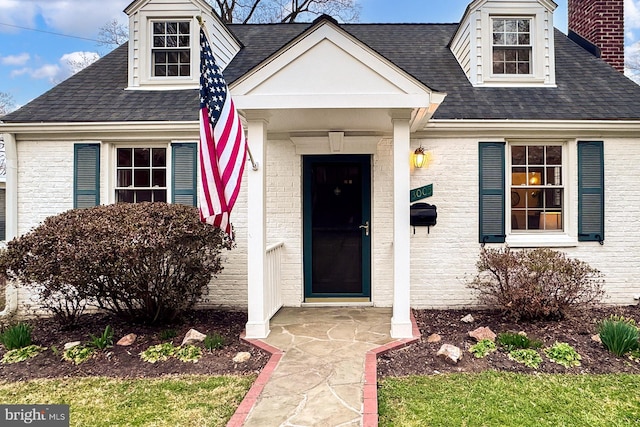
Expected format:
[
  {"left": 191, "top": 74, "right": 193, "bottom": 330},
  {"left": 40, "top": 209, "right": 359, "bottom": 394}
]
[{"left": 303, "top": 155, "right": 371, "bottom": 300}]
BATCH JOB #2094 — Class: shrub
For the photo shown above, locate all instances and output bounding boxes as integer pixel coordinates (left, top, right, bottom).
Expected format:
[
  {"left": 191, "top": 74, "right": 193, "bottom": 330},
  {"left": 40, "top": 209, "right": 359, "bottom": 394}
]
[
  {"left": 175, "top": 345, "right": 202, "bottom": 363},
  {"left": 598, "top": 316, "right": 639, "bottom": 357},
  {"left": 1, "top": 345, "right": 45, "bottom": 364},
  {"left": 497, "top": 332, "right": 543, "bottom": 351},
  {"left": 0, "top": 203, "right": 233, "bottom": 324},
  {"left": 544, "top": 342, "right": 581, "bottom": 368},
  {"left": 469, "top": 339, "right": 496, "bottom": 358},
  {"left": 140, "top": 343, "right": 177, "bottom": 363},
  {"left": 508, "top": 349, "right": 542, "bottom": 368},
  {"left": 63, "top": 345, "right": 95, "bottom": 365},
  {"left": 467, "top": 247, "right": 604, "bottom": 320},
  {"left": 0, "top": 322, "right": 32, "bottom": 350},
  {"left": 204, "top": 333, "right": 225, "bottom": 351}
]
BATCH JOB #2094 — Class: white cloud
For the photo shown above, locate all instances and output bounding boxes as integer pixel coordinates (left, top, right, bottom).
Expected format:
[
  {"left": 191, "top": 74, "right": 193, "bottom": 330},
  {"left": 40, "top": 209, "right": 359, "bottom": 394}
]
[
  {"left": 8, "top": 50, "right": 99, "bottom": 83},
  {"left": 1, "top": 53, "right": 30, "bottom": 66},
  {"left": 627, "top": 0, "right": 640, "bottom": 31},
  {"left": 0, "top": 0, "right": 130, "bottom": 37}
]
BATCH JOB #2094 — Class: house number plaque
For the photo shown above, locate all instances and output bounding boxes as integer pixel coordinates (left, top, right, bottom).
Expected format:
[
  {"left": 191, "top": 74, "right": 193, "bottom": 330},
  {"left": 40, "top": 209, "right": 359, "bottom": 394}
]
[{"left": 410, "top": 184, "right": 433, "bottom": 202}]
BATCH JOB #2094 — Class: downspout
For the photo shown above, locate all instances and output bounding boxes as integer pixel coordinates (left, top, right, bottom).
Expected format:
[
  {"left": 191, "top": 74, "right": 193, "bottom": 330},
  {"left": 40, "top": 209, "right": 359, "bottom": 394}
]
[{"left": 1, "top": 132, "right": 18, "bottom": 317}]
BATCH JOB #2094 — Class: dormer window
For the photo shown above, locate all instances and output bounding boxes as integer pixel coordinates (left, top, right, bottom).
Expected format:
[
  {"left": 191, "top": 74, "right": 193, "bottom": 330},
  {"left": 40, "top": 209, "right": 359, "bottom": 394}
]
[
  {"left": 449, "top": 1, "right": 556, "bottom": 87},
  {"left": 152, "top": 21, "right": 191, "bottom": 77},
  {"left": 492, "top": 18, "right": 531, "bottom": 75}
]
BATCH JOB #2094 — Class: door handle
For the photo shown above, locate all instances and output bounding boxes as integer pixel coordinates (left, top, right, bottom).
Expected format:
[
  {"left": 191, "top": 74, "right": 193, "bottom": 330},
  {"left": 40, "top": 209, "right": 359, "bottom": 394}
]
[{"left": 359, "top": 221, "right": 369, "bottom": 236}]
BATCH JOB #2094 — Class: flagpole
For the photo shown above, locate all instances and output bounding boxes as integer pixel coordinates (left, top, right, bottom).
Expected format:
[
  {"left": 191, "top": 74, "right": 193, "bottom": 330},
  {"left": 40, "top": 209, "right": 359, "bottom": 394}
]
[{"left": 196, "top": 15, "right": 259, "bottom": 172}]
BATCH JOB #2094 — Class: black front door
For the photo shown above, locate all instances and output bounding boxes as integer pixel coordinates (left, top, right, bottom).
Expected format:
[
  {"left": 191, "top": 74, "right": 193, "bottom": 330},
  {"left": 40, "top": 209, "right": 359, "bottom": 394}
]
[{"left": 303, "top": 155, "right": 371, "bottom": 299}]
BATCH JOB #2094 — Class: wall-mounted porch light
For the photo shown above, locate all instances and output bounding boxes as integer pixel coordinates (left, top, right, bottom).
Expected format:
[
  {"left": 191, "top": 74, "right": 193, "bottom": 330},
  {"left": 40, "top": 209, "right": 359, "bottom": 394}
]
[{"left": 414, "top": 146, "right": 428, "bottom": 168}]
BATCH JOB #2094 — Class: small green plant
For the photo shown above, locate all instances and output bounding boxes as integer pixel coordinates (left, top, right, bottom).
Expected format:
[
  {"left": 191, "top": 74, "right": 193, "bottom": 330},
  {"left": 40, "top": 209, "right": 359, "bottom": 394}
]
[
  {"left": 1, "top": 345, "right": 45, "bottom": 364},
  {"left": 203, "top": 333, "right": 225, "bottom": 351},
  {"left": 63, "top": 345, "right": 96, "bottom": 365},
  {"left": 159, "top": 329, "right": 178, "bottom": 341},
  {"left": 544, "top": 342, "right": 582, "bottom": 367},
  {"left": 497, "top": 332, "right": 543, "bottom": 351},
  {"left": 140, "top": 343, "right": 176, "bottom": 363},
  {"left": 508, "top": 349, "right": 542, "bottom": 368},
  {"left": 469, "top": 339, "right": 496, "bottom": 358},
  {"left": 88, "top": 325, "right": 114, "bottom": 350},
  {"left": 598, "top": 315, "right": 640, "bottom": 357},
  {"left": 0, "top": 322, "right": 33, "bottom": 350},
  {"left": 175, "top": 345, "right": 202, "bottom": 363}
]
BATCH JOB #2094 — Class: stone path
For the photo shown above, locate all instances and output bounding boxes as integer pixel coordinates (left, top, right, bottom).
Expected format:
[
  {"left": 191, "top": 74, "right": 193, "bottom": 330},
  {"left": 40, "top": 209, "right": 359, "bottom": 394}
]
[{"left": 239, "top": 307, "right": 394, "bottom": 427}]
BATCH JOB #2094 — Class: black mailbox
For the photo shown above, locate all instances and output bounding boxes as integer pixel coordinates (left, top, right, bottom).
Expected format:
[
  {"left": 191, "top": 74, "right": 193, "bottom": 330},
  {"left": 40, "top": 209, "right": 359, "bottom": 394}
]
[{"left": 410, "top": 202, "right": 437, "bottom": 233}]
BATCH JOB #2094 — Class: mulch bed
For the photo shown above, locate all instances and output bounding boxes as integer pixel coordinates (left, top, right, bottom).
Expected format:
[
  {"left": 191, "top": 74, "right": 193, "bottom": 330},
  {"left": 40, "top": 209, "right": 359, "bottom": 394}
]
[
  {"left": 0, "top": 309, "right": 270, "bottom": 382},
  {"left": 2, "top": 306, "right": 640, "bottom": 382},
  {"left": 378, "top": 305, "right": 640, "bottom": 377}
]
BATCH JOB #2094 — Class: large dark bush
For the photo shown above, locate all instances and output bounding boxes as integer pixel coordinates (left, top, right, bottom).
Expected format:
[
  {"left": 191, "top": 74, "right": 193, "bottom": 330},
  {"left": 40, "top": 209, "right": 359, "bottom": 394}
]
[
  {"left": 0, "top": 203, "right": 233, "bottom": 325},
  {"left": 467, "top": 247, "right": 604, "bottom": 320}
]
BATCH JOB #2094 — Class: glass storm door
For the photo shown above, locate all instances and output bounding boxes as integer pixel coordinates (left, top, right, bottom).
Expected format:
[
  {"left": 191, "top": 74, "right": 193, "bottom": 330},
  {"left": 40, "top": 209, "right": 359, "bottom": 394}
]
[{"left": 303, "top": 155, "right": 371, "bottom": 299}]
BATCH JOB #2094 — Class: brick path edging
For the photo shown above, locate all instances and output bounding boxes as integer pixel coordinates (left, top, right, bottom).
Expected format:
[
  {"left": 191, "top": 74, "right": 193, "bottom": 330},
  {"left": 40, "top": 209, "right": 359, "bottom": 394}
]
[
  {"left": 363, "top": 311, "right": 421, "bottom": 427},
  {"left": 226, "top": 336, "right": 283, "bottom": 427}
]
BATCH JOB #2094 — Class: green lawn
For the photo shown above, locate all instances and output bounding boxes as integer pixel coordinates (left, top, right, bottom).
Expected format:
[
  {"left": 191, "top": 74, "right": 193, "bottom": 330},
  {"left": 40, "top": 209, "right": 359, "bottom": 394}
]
[
  {"left": 0, "top": 375, "right": 255, "bottom": 427},
  {"left": 379, "top": 372, "right": 640, "bottom": 427}
]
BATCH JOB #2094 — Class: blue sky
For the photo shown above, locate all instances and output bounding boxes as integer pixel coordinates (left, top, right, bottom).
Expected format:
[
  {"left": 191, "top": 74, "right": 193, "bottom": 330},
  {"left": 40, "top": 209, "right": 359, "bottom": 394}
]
[{"left": 0, "top": 0, "right": 638, "bottom": 109}]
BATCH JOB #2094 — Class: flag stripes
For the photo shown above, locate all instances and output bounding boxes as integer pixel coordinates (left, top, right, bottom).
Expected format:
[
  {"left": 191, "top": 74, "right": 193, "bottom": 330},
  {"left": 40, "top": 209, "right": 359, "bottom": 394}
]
[{"left": 198, "top": 27, "right": 247, "bottom": 237}]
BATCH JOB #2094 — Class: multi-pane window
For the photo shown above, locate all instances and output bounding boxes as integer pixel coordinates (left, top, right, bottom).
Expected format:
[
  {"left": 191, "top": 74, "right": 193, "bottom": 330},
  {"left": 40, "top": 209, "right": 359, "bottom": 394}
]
[
  {"left": 492, "top": 18, "right": 531, "bottom": 75},
  {"left": 116, "top": 148, "right": 167, "bottom": 203},
  {"left": 152, "top": 21, "right": 191, "bottom": 77},
  {"left": 511, "top": 145, "right": 563, "bottom": 231}
]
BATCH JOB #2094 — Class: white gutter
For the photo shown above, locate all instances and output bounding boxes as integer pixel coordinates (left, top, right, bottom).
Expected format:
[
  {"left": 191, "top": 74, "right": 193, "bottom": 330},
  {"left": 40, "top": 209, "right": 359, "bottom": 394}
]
[
  {"left": 415, "top": 119, "right": 640, "bottom": 138},
  {"left": 0, "top": 121, "right": 200, "bottom": 141}
]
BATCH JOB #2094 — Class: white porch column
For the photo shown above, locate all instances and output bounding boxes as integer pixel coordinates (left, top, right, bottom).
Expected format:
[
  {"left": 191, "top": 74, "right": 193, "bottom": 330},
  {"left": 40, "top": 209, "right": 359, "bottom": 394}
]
[
  {"left": 245, "top": 112, "right": 270, "bottom": 339},
  {"left": 390, "top": 111, "right": 413, "bottom": 338}
]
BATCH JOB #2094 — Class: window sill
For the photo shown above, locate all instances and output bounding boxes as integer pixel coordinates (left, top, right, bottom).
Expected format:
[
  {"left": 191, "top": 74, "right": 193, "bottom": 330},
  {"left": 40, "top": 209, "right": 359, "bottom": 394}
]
[{"left": 506, "top": 233, "right": 578, "bottom": 248}]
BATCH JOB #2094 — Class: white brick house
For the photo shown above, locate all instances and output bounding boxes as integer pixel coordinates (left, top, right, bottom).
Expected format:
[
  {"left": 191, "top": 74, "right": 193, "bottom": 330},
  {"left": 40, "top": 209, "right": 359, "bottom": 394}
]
[{"left": 2, "top": 0, "right": 640, "bottom": 338}]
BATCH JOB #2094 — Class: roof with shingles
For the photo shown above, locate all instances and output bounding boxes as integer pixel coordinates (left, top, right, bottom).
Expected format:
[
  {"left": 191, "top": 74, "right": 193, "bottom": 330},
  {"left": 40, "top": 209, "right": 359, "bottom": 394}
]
[{"left": 4, "top": 21, "right": 640, "bottom": 123}]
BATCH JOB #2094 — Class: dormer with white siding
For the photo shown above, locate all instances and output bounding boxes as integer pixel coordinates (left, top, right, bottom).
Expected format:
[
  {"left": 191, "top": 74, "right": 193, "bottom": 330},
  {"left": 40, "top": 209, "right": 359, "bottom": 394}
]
[
  {"left": 124, "top": 0, "right": 241, "bottom": 90},
  {"left": 450, "top": 0, "right": 557, "bottom": 87}
]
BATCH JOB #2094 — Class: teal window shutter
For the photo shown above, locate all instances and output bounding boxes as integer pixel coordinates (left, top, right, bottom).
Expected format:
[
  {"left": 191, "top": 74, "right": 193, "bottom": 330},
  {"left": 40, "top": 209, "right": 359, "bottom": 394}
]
[
  {"left": 74, "top": 144, "right": 100, "bottom": 208},
  {"left": 172, "top": 143, "right": 197, "bottom": 206},
  {"left": 479, "top": 142, "right": 506, "bottom": 243},
  {"left": 578, "top": 141, "right": 604, "bottom": 243}
]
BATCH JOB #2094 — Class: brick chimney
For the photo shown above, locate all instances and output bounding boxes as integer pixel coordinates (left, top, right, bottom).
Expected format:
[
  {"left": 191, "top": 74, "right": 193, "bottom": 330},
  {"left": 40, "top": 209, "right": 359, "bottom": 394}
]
[{"left": 568, "top": 0, "right": 625, "bottom": 72}]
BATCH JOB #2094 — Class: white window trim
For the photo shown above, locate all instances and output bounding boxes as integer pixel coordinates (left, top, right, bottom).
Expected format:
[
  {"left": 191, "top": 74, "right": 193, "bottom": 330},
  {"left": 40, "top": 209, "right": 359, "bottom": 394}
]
[
  {"left": 491, "top": 17, "right": 533, "bottom": 77},
  {"left": 138, "top": 12, "right": 199, "bottom": 88},
  {"left": 477, "top": 7, "right": 556, "bottom": 87},
  {"left": 106, "top": 142, "right": 174, "bottom": 205},
  {"left": 505, "top": 139, "right": 578, "bottom": 248}
]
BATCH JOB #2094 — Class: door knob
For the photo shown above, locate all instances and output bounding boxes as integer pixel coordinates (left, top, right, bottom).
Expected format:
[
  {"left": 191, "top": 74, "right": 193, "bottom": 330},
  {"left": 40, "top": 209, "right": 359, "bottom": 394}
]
[{"left": 359, "top": 221, "right": 369, "bottom": 236}]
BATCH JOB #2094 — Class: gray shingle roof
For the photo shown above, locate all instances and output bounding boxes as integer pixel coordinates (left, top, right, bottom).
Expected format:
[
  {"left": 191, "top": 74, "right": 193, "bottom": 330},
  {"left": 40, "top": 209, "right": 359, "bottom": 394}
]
[{"left": 4, "top": 21, "right": 640, "bottom": 123}]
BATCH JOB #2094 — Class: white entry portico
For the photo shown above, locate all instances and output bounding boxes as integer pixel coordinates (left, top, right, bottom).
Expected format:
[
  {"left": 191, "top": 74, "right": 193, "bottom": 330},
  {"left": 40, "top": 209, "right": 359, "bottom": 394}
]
[{"left": 233, "top": 16, "right": 445, "bottom": 339}]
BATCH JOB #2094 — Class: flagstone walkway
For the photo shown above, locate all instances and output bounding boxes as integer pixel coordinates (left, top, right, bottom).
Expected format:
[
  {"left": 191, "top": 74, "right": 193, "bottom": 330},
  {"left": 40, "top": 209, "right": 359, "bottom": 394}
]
[{"left": 230, "top": 307, "right": 405, "bottom": 427}]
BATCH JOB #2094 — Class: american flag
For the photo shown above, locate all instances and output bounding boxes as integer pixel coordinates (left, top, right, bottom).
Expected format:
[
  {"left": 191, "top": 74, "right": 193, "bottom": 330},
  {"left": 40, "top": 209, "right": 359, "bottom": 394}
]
[{"left": 198, "top": 28, "right": 247, "bottom": 238}]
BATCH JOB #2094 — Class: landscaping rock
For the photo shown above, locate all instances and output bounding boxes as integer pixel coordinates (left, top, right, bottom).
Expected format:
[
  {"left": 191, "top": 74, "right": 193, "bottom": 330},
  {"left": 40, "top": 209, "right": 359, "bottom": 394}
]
[
  {"left": 468, "top": 327, "right": 497, "bottom": 342},
  {"left": 64, "top": 341, "right": 82, "bottom": 350},
  {"left": 233, "top": 352, "right": 251, "bottom": 363},
  {"left": 117, "top": 333, "right": 137, "bottom": 346},
  {"left": 436, "top": 344, "right": 463, "bottom": 364},
  {"left": 181, "top": 329, "right": 206, "bottom": 346},
  {"left": 427, "top": 333, "right": 442, "bottom": 343},
  {"left": 461, "top": 314, "right": 475, "bottom": 323},
  {"left": 592, "top": 334, "right": 602, "bottom": 343}
]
